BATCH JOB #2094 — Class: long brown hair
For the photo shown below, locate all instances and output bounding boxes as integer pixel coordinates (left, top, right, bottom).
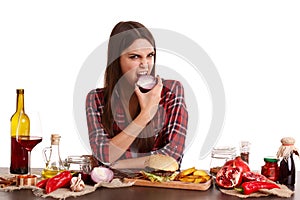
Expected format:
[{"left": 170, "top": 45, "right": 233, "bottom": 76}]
[{"left": 102, "top": 21, "right": 156, "bottom": 153}]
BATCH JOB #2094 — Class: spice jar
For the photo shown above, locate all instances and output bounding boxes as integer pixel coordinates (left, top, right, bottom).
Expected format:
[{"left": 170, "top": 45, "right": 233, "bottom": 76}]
[
  {"left": 210, "top": 146, "right": 236, "bottom": 177},
  {"left": 261, "top": 157, "right": 279, "bottom": 182},
  {"left": 240, "top": 141, "right": 251, "bottom": 164}
]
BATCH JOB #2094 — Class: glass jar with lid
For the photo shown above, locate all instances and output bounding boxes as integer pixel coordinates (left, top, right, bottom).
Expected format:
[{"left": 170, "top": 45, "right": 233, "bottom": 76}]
[
  {"left": 65, "top": 155, "right": 98, "bottom": 183},
  {"left": 261, "top": 157, "right": 279, "bottom": 182},
  {"left": 210, "top": 146, "right": 237, "bottom": 177}
]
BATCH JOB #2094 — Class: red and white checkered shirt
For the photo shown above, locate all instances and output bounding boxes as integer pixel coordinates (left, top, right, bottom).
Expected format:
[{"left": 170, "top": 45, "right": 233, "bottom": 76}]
[{"left": 86, "top": 79, "right": 188, "bottom": 165}]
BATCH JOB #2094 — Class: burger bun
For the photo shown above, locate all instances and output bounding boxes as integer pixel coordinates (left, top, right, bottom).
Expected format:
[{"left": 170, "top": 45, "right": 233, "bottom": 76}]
[{"left": 144, "top": 154, "right": 179, "bottom": 172}]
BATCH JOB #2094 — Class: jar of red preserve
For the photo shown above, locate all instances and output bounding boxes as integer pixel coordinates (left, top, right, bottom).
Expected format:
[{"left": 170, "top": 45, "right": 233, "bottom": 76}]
[{"left": 261, "top": 157, "right": 279, "bottom": 182}]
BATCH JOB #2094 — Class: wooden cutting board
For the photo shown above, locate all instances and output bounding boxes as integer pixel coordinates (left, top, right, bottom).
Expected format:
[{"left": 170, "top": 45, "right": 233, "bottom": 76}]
[{"left": 123, "top": 178, "right": 212, "bottom": 191}]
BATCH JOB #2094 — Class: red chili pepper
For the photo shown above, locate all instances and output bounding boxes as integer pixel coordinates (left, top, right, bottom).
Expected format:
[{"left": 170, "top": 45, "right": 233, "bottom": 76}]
[
  {"left": 36, "top": 178, "right": 49, "bottom": 189},
  {"left": 45, "top": 171, "right": 72, "bottom": 194},
  {"left": 236, "top": 181, "right": 280, "bottom": 195}
]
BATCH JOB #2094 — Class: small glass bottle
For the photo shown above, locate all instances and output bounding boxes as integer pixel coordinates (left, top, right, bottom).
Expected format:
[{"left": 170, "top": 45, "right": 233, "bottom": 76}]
[
  {"left": 261, "top": 157, "right": 279, "bottom": 182},
  {"left": 240, "top": 141, "right": 250, "bottom": 164},
  {"left": 210, "top": 146, "right": 236, "bottom": 177},
  {"left": 42, "top": 134, "right": 66, "bottom": 178},
  {"left": 10, "top": 89, "right": 30, "bottom": 174}
]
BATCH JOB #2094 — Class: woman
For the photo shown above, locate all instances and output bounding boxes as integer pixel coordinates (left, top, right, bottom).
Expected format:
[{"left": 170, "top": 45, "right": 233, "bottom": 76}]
[{"left": 86, "top": 21, "right": 188, "bottom": 169}]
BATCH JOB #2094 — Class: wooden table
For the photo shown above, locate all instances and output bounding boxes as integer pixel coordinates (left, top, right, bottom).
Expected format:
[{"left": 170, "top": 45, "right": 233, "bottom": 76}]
[{"left": 0, "top": 168, "right": 298, "bottom": 200}]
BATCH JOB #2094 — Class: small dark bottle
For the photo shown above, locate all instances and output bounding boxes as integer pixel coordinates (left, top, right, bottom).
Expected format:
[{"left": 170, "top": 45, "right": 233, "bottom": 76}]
[
  {"left": 278, "top": 154, "right": 295, "bottom": 186},
  {"left": 277, "top": 137, "right": 298, "bottom": 190}
]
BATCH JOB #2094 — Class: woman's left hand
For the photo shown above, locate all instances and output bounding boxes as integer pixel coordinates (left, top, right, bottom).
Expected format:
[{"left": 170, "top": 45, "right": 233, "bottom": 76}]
[{"left": 134, "top": 75, "right": 163, "bottom": 123}]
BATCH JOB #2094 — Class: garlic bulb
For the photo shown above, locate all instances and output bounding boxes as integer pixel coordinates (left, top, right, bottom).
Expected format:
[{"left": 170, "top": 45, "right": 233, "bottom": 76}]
[{"left": 70, "top": 174, "right": 85, "bottom": 192}]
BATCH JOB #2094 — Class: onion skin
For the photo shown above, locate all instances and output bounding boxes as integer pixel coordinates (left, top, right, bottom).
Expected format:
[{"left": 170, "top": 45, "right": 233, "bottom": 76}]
[{"left": 90, "top": 167, "right": 114, "bottom": 183}]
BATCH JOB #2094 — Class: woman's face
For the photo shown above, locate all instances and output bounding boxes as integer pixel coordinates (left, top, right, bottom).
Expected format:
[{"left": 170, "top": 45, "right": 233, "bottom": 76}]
[{"left": 120, "top": 38, "right": 155, "bottom": 86}]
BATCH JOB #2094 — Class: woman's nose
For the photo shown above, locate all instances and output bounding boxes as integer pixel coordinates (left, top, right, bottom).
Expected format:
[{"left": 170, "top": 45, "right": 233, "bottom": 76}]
[{"left": 139, "top": 58, "right": 148, "bottom": 68}]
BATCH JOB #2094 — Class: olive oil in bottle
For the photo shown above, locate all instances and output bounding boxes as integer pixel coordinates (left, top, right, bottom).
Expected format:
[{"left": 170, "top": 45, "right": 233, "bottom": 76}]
[
  {"left": 42, "top": 134, "right": 65, "bottom": 178},
  {"left": 10, "top": 89, "right": 30, "bottom": 174}
]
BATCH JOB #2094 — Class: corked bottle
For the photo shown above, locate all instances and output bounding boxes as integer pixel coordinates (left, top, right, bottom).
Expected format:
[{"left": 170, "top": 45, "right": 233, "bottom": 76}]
[
  {"left": 277, "top": 137, "right": 299, "bottom": 188},
  {"left": 10, "top": 89, "right": 30, "bottom": 174},
  {"left": 41, "top": 134, "right": 66, "bottom": 178}
]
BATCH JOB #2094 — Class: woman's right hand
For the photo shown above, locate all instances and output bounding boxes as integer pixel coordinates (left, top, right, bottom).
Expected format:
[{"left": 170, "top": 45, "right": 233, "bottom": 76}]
[{"left": 134, "top": 76, "right": 163, "bottom": 124}]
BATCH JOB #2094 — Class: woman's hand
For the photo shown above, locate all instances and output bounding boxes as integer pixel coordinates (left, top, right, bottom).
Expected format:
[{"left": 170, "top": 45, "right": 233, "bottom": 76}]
[{"left": 135, "top": 76, "right": 163, "bottom": 123}]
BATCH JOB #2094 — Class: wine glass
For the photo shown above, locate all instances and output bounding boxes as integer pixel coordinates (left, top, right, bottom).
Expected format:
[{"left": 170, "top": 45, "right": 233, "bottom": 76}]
[{"left": 16, "top": 111, "right": 43, "bottom": 175}]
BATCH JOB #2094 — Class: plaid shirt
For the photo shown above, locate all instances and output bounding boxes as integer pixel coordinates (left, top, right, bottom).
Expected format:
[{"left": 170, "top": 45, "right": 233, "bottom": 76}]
[{"left": 86, "top": 79, "right": 188, "bottom": 165}]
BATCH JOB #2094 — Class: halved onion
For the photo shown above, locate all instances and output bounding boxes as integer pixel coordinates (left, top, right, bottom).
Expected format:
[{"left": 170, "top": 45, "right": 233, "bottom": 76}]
[
  {"left": 90, "top": 167, "right": 114, "bottom": 183},
  {"left": 136, "top": 75, "right": 157, "bottom": 92}
]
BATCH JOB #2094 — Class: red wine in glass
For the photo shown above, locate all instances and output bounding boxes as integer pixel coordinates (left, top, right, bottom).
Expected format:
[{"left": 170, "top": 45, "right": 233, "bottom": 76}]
[
  {"left": 16, "top": 111, "right": 43, "bottom": 175},
  {"left": 17, "top": 136, "right": 42, "bottom": 151}
]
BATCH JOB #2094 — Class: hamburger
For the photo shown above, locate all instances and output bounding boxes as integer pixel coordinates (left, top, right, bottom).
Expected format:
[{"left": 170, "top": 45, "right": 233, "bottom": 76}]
[{"left": 140, "top": 154, "right": 179, "bottom": 182}]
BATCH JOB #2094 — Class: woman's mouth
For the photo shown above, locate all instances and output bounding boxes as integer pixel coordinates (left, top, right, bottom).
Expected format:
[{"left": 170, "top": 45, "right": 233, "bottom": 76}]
[{"left": 137, "top": 71, "right": 148, "bottom": 77}]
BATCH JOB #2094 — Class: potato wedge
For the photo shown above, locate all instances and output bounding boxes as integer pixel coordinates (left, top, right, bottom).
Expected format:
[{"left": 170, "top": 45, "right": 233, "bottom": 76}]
[
  {"left": 178, "top": 177, "right": 195, "bottom": 183},
  {"left": 193, "top": 170, "right": 208, "bottom": 176},
  {"left": 177, "top": 167, "right": 196, "bottom": 178},
  {"left": 176, "top": 167, "right": 211, "bottom": 184},
  {"left": 203, "top": 175, "right": 211, "bottom": 181},
  {"left": 184, "top": 175, "right": 202, "bottom": 179},
  {"left": 194, "top": 177, "right": 207, "bottom": 184}
]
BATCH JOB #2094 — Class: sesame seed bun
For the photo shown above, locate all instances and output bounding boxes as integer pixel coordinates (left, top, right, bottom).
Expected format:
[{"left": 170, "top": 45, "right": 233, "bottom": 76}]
[{"left": 144, "top": 154, "right": 179, "bottom": 172}]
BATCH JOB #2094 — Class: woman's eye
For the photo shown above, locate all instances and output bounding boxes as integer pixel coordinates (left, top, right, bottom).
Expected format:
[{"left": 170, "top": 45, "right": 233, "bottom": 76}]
[
  {"left": 148, "top": 53, "right": 155, "bottom": 57},
  {"left": 129, "top": 55, "right": 139, "bottom": 59}
]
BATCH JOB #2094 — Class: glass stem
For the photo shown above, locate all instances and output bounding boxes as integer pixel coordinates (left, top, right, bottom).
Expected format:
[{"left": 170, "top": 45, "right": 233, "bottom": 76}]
[{"left": 28, "top": 150, "right": 31, "bottom": 175}]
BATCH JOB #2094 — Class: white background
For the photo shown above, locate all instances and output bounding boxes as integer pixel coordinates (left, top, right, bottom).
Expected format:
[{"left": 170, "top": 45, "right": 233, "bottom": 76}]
[{"left": 1, "top": 0, "right": 300, "bottom": 172}]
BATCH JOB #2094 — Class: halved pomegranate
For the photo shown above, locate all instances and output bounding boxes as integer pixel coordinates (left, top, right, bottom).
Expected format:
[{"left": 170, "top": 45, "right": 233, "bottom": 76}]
[
  {"left": 242, "top": 171, "right": 267, "bottom": 182},
  {"left": 223, "top": 156, "right": 250, "bottom": 173},
  {"left": 215, "top": 156, "right": 250, "bottom": 188},
  {"left": 216, "top": 165, "right": 243, "bottom": 188}
]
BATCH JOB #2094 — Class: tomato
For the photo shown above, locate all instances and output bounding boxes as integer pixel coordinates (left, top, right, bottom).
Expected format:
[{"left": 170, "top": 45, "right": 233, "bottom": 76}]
[{"left": 216, "top": 165, "right": 242, "bottom": 188}]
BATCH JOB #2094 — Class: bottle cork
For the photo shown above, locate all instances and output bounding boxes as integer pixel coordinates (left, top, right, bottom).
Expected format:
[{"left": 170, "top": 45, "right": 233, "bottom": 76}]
[{"left": 51, "top": 134, "right": 61, "bottom": 145}]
